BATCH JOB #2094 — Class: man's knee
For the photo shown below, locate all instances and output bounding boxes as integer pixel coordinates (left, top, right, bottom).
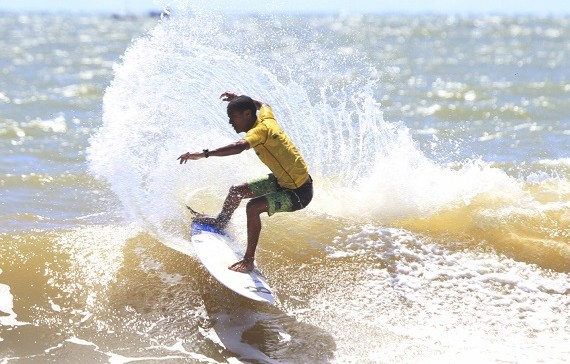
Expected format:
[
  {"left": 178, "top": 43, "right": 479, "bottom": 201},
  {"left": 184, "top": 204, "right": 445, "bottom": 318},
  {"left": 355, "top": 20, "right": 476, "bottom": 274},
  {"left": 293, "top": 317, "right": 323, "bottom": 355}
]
[{"left": 246, "top": 197, "right": 269, "bottom": 217}]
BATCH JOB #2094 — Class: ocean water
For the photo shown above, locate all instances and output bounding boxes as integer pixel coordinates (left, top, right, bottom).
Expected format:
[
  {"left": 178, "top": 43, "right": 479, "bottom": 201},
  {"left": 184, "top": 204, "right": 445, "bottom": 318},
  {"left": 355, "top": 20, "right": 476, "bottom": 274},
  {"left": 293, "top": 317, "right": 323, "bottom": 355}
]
[{"left": 1, "top": 2, "right": 569, "bottom": 363}]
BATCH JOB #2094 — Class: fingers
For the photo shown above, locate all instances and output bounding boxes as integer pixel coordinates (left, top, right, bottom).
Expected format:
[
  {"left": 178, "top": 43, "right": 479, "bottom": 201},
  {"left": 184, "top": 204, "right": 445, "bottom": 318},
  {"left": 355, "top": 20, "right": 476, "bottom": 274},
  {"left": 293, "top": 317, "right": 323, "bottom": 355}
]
[
  {"left": 177, "top": 152, "right": 190, "bottom": 164},
  {"left": 220, "top": 91, "right": 237, "bottom": 102}
]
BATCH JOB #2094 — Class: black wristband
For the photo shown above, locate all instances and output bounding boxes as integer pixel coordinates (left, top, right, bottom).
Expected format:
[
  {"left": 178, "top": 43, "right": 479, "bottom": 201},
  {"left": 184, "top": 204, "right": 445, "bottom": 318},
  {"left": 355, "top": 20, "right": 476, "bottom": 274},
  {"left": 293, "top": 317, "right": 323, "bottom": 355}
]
[{"left": 203, "top": 149, "right": 209, "bottom": 158}]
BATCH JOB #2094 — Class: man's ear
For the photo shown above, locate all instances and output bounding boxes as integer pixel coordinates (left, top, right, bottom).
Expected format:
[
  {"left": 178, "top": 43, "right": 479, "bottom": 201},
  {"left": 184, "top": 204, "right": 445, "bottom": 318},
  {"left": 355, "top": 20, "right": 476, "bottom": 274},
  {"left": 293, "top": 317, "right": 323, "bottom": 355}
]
[{"left": 244, "top": 109, "right": 254, "bottom": 121}]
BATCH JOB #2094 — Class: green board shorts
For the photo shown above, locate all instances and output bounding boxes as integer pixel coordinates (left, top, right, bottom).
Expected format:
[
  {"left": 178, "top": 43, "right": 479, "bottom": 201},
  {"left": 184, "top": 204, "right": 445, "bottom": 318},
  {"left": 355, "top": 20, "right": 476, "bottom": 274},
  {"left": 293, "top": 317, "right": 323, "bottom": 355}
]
[{"left": 247, "top": 174, "right": 313, "bottom": 216}]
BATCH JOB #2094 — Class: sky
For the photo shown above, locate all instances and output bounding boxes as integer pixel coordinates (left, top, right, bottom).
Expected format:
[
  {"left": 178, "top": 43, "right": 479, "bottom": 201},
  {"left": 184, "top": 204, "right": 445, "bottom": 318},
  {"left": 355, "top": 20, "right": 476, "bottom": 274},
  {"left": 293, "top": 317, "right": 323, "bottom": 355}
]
[{"left": 1, "top": 0, "right": 570, "bottom": 15}]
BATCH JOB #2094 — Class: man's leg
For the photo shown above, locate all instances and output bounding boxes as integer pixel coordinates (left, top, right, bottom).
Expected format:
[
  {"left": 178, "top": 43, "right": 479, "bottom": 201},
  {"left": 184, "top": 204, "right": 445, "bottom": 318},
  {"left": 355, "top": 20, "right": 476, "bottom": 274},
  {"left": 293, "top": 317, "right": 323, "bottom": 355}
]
[
  {"left": 194, "top": 183, "right": 254, "bottom": 229},
  {"left": 229, "top": 196, "right": 269, "bottom": 273},
  {"left": 225, "top": 176, "right": 313, "bottom": 273},
  {"left": 216, "top": 183, "right": 255, "bottom": 227}
]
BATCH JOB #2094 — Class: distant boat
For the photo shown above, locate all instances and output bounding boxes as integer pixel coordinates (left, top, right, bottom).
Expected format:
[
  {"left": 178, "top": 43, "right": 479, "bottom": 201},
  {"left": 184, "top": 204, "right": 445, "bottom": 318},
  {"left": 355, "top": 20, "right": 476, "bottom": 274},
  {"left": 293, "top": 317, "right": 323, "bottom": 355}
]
[
  {"left": 111, "top": 13, "right": 137, "bottom": 21},
  {"left": 160, "top": 6, "right": 172, "bottom": 19},
  {"left": 148, "top": 5, "right": 171, "bottom": 19},
  {"left": 111, "top": 5, "right": 171, "bottom": 20}
]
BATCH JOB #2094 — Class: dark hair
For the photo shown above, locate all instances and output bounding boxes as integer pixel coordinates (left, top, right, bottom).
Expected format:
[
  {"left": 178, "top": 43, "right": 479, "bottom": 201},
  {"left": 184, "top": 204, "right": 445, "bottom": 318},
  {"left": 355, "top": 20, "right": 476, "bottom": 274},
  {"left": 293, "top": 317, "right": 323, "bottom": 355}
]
[{"left": 227, "top": 95, "right": 257, "bottom": 116}]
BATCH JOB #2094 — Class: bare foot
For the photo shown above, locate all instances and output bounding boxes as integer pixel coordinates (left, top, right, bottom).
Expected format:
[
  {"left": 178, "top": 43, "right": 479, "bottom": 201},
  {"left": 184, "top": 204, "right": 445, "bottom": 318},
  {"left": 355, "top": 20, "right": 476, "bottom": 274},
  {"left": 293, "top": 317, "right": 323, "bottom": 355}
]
[
  {"left": 193, "top": 214, "right": 218, "bottom": 225},
  {"left": 228, "top": 258, "right": 255, "bottom": 273},
  {"left": 193, "top": 214, "right": 228, "bottom": 230}
]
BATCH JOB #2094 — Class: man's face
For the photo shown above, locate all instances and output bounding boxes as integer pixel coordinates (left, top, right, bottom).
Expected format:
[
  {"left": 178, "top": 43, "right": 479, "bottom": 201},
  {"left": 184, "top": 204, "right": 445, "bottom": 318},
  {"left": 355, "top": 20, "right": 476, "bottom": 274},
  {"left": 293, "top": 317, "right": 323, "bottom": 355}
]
[{"left": 227, "top": 109, "right": 253, "bottom": 133}]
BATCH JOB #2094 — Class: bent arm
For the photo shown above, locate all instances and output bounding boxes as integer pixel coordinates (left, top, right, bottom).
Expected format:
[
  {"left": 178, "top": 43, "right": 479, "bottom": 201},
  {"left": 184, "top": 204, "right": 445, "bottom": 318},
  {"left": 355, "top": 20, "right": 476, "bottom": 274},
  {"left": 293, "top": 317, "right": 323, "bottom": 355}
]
[
  {"left": 177, "top": 139, "right": 250, "bottom": 164},
  {"left": 220, "top": 91, "right": 265, "bottom": 110}
]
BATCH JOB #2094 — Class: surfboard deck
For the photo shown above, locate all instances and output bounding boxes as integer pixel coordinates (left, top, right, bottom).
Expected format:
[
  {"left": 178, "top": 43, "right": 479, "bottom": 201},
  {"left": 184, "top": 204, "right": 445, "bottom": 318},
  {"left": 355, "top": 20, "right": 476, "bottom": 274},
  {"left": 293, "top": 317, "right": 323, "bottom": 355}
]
[{"left": 190, "top": 221, "right": 275, "bottom": 304}]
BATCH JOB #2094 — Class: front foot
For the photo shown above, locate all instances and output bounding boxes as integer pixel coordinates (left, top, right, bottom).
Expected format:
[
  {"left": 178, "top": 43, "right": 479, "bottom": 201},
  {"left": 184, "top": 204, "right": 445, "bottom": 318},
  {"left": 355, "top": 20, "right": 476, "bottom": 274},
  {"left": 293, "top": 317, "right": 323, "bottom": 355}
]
[
  {"left": 193, "top": 213, "right": 229, "bottom": 230},
  {"left": 228, "top": 258, "right": 255, "bottom": 273},
  {"left": 193, "top": 214, "right": 219, "bottom": 226}
]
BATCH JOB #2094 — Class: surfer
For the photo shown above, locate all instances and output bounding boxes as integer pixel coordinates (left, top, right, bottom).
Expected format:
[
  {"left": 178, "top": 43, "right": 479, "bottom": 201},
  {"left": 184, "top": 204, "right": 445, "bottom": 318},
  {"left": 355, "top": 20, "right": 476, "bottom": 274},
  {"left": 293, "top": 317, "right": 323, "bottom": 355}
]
[{"left": 177, "top": 92, "right": 313, "bottom": 273}]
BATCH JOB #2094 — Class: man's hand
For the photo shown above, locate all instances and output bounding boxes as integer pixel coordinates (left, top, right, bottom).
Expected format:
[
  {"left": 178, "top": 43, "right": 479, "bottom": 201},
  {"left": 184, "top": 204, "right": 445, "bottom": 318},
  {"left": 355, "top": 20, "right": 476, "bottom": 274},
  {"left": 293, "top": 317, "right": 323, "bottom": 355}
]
[
  {"left": 177, "top": 151, "right": 204, "bottom": 164},
  {"left": 220, "top": 91, "right": 239, "bottom": 102}
]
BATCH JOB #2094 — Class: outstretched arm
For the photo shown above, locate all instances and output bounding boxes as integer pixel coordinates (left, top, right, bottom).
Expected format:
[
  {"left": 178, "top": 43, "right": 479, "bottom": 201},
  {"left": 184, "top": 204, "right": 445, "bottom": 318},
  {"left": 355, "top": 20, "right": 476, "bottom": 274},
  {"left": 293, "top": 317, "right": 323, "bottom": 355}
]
[
  {"left": 220, "top": 91, "right": 264, "bottom": 110},
  {"left": 178, "top": 92, "right": 262, "bottom": 164},
  {"left": 177, "top": 139, "right": 249, "bottom": 164}
]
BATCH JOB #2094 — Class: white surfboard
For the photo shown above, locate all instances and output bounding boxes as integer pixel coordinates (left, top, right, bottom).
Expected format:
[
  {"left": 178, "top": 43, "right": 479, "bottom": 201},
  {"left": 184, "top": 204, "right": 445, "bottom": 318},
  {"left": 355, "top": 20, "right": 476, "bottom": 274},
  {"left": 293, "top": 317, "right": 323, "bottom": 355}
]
[{"left": 190, "top": 222, "right": 275, "bottom": 304}]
